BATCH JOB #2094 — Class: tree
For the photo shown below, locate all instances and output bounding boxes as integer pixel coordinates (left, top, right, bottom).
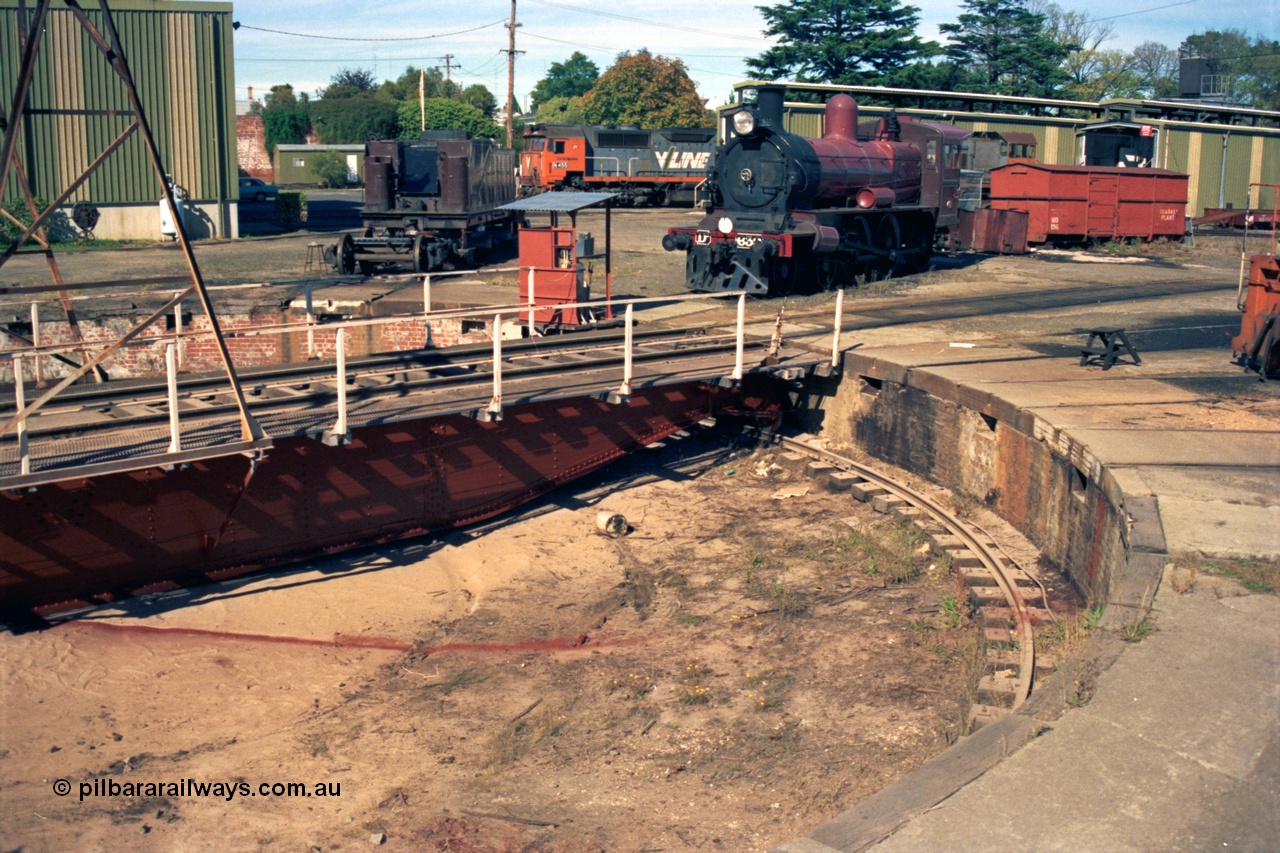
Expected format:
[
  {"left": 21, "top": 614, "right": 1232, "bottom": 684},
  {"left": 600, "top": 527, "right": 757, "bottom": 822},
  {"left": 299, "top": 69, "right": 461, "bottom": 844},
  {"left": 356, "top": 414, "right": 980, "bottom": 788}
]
[
  {"left": 458, "top": 84, "right": 498, "bottom": 118},
  {"left": 1130, "top": 41, "right": 1179, "bottom": 100},
  {"left": 579, "top": 53, "right": 712, "bottom": 128},
  {"left": 260, "top": 83, "right": 308, "bottom": 156},
  {"left": 536, "top": 96, "right": 588, "bottom": 125},
  {"left": 308, "top": 150, "right": 352, "bottom": 188},
  {"left": 940, "top": 0, "right": 1073, "bottom": 98},
  {"left": 323, "top": 67, "right": 378, "bottom": 99},
  {"left": 530, "top": 52, "right": 600, "bottom": 107},
  {"left": 309, "top": 96, "right": 397, "bottom": 144},
  {"left": 746, "top": 0, "right": 939, "bottom": 87},
  {"left": 1033, "top": 2, "right": 1117, "bottom": 100},
  {"left": 396, "top": 98, "right": 504, "bottom": 140}
]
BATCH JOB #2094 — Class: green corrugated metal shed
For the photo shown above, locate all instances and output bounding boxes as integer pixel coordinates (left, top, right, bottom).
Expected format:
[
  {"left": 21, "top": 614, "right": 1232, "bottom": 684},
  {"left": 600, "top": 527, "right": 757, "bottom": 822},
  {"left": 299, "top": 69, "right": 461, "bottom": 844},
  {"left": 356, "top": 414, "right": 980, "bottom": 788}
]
[
  {"left": 274, "top": 144, "right": 366, "bottom": 186},
  {"left": 726, "top": 81, "right": 1280, "bottom": 217},
  {"left": 1, "top": 0, "right": 236, "bottom": 234}
]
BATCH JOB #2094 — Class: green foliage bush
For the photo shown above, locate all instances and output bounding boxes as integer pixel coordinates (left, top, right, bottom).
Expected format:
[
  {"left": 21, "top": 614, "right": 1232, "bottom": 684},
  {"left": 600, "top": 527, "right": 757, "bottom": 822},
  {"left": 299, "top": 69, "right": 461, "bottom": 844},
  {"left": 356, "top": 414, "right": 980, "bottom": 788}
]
[
  {"left": 274, "top": 192, "right": 308, "bottom": 231},
  {"left": 1, "top": 196, "right": 76, "bottom": 244},
  {"left": 308, "top": 150, "right": 352, "bottom": 188},
  {"left": 310, "top": 96, "right": 397, "bottom": 145},
  {"left": 396, "top": 98, "right": 503, "bottom": 140}
]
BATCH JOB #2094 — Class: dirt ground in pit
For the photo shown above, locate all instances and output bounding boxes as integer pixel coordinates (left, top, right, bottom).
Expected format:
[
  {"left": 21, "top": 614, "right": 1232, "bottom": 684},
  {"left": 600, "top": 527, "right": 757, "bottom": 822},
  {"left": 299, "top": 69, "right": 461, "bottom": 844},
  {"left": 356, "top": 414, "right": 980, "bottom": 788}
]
[{"left": 0, "top": 435, "right": 1078, "bottom": 853}]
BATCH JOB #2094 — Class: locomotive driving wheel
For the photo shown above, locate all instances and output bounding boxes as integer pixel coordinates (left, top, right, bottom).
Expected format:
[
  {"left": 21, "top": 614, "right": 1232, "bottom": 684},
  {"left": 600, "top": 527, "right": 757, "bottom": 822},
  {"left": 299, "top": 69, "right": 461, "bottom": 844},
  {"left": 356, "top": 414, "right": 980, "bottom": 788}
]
[
  {"left": 870, "top": 215, "right": 901, "bottom": 281},
  {"left": 816, "top": 257, "right": 850, "bottom": 292},
  {"left": 336, "top": 234, "right": 356, "bottom": 275},
  {"left": 412, "top": 233, "right": 431, "bottom": 274},
  {"left": 848, "top": 218, "right": 873, "bottom": 282},
  {"left": 768, "top": 256, "right": 799, "bottom": 297}
]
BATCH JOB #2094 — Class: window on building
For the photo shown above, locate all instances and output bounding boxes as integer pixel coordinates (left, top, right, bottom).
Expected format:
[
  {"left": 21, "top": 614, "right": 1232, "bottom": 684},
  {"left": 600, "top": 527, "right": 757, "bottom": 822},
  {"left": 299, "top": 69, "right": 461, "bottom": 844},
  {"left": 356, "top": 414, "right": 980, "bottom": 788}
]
[{"left": 293, "top": 158, "right": 305, "bottom": 167}]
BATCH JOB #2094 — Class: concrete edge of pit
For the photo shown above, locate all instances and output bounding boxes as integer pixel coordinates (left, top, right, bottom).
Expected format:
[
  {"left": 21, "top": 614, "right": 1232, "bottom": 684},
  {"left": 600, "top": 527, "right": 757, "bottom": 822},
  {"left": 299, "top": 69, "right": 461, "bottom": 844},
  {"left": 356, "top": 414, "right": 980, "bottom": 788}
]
[{"left": 772, "top": 348, "right": 1173, "bottom": 853}]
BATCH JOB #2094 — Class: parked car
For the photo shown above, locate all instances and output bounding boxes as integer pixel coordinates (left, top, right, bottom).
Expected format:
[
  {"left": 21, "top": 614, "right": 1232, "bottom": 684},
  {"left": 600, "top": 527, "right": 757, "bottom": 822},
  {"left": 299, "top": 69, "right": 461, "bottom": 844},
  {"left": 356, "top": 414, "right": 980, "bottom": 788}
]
[{"left": 238, "top": 177, "right": 279, "bottom": 202}]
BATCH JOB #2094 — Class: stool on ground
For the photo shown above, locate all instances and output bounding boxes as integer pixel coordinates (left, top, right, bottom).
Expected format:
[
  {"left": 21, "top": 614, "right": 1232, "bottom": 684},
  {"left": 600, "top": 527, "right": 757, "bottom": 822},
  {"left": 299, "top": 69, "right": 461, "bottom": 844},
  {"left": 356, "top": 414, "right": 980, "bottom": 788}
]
[
  {"left": 1080, "top": 328, "right": 1140, "bottom": 370},
  {"left": 304, "top": 241, "right": 323, "bottom": 274}
]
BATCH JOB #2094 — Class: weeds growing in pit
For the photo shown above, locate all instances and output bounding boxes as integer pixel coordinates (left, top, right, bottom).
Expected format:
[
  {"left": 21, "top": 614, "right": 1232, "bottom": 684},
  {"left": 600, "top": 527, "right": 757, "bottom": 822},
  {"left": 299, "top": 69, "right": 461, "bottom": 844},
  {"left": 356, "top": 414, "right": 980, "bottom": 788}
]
[
  {"left": 678, "top": 659, "right": 711, "bottom": 705},
  {"left": 939, "top": 594, "right": 963, "bottom": 628},
  {"left": 604, "top": 671, "right": 653, "bottom": 699},
  {"left": 297, "top": 733, "right": 329, "bottom": 758},
  {"left": 423, "top": 667, "right": 487, "bottom": 695},
  {"left": 483, "top": 704, "right": 562, "bottom": 767},
  {"left": 744, "top": 670, "right": 795, "bottom": 712},
  {"left": 1120, "top": 617, "right": 1154, "bottom": 643},
  {"left": 1175, "top": 554, "right": 1279, "bottom": 595},
  {"left": 1036, "top": 604, "right": 1101, "bottom": 671}
]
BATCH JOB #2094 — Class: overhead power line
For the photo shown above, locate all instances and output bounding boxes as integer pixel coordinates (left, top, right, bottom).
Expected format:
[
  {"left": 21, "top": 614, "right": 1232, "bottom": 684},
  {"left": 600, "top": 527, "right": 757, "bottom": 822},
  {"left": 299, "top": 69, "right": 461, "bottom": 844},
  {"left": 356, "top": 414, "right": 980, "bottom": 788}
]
[
  {"left": 1093, "top": 0, "right": 1206, "bottom": 22},
  {"left": 231, "top": 19, "right": 505, "bottom": 43}
]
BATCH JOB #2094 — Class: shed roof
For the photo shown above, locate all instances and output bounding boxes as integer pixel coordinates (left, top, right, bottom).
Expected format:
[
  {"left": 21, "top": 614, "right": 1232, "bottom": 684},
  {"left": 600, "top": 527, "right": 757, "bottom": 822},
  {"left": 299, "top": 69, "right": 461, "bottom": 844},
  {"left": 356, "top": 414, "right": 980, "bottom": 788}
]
[{"left": 500, "top": 192, "right": 619, "bottom": 212}]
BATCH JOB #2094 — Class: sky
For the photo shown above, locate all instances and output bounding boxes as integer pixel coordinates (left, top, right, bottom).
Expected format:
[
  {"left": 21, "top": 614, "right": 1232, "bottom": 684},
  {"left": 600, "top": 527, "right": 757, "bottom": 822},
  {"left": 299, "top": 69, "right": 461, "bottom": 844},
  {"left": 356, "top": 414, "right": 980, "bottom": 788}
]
[{"left": 229, "top": 0, "right": 1279, "bottom": 108}]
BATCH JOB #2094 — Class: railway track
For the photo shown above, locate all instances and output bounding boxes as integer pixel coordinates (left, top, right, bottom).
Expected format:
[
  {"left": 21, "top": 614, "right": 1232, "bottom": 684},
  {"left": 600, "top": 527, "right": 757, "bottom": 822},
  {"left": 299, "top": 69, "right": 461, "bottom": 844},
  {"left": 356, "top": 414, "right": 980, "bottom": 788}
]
[
  {"left": 3, "top": 325, "right": 789, "bottom": 441},
  {"left": 765, "top": 432, "right": 1052, "bottom": 729}
]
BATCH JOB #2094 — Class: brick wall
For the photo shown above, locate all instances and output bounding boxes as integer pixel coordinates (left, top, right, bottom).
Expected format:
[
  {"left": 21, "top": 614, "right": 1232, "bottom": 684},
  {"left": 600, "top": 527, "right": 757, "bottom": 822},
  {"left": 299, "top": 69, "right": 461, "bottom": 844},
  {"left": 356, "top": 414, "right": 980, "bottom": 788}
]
[
  {"left": 817, "top": 360, "right": 1130, "bottom": 606},
  {"left": 236, "top": 114, "right": 273, "bottom": 181},
  {"left": 1, "top": 309, "right": 495, "bottom": 384}
]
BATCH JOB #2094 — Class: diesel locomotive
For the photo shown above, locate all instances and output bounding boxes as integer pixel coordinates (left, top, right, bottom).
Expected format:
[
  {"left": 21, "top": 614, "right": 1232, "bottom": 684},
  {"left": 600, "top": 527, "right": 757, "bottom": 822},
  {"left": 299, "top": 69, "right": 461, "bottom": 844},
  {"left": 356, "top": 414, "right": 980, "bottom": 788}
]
[
  {"left": 520, "top": 124, "right": 716, "bottom": 206},
  {"left": 662, "top": 85, "right": 969, "bottom": 295},
  {"left": 326, "top": 131, "right": 516, "bottom": 275}
]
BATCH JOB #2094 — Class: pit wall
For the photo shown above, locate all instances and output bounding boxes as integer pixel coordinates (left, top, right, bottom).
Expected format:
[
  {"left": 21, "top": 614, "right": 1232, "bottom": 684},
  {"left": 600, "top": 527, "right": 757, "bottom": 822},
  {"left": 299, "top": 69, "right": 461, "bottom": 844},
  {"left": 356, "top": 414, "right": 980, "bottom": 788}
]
[
  {"left": 0, "top": 310, "right": 492, "bottom": 384},
  {"left": 818, "top": 353, "right": 1165, "bottom": 610}
]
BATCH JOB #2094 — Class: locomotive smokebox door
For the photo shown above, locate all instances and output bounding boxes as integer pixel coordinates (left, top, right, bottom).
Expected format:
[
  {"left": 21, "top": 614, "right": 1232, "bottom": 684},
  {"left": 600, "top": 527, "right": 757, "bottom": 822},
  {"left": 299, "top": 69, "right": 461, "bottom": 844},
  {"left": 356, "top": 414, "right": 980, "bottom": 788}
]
[{"left": 499, "top": 192, "right": 619, "bottom": 332}]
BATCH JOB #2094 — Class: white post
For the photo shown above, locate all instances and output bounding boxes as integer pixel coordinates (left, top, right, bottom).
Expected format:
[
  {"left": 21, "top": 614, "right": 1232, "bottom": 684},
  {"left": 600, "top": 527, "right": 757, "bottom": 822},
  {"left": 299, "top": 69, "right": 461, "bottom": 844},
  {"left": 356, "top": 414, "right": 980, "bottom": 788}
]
[
  {"left": 422, "top": 274, "right": 431, "bottom": 315},
  {"left": 333, "top": 327, "right": 348, "bottom": 439},
  {"left": 526, "top": 267, "right": 536, "bottom": 338},
  {"left": 487, "top": 313, "right": 503, "bottom": 419},
  {"left": 305, "top": 280, "right": 316, "bottom": 359},
  {"left": 166, "top": 342, "right": 181, "bottom": 453},
  {"left": 173, "top": 292, "right": 185, "bottom": 369},
  {"left": 732, "top": 292, "right": 745, "bottom": 381},
  {"left": 831, "top": 287, "right": 844, "bottom": 368},
  {"left": 14, "top": 355, "right": 29, "bottom": 476},
  {"left": 620, "top": 302, "right": 634, "bottom": 399},
  {"left": 29, "top": 302, "right": 42, "bottom": 385}
]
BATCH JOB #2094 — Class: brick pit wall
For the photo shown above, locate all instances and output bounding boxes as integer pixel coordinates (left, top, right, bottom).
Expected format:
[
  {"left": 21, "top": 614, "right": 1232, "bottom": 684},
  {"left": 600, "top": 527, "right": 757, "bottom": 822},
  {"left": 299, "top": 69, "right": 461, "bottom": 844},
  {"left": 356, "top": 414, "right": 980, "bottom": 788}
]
[
  {"left": 813, "top": 354, "right": 1137, "bottom": 607},
  {"left": 1, "top": 309, "right": 493, "bottom": 384}
]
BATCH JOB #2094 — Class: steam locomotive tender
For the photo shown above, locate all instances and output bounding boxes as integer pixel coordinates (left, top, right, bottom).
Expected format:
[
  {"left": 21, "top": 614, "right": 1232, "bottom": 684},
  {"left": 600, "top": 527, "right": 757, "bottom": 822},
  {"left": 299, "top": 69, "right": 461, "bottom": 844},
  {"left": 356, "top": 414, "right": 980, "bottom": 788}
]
[
  {"left": 327, "top": 131, "right": 516, "bottom": 276},
  {"left": 520, "top": 124, "right": 716, "bottom": 207},
  {"left": 662, "top": 85, "right": 969, "bottom": 296}
]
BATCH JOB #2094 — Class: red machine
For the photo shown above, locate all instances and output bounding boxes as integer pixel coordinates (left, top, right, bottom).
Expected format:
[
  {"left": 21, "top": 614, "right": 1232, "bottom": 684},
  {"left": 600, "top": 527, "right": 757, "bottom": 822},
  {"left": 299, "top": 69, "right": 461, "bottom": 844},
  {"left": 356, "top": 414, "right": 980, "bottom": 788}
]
[
  {"left": 1232, "top": 183, "right": 1280, "bottom": 379},
  {"left": 501, "top": 192, "right": 616, "bottom": 331},
  {"left": 988, "top": 162, "right": 1188, "bottom": 244}
]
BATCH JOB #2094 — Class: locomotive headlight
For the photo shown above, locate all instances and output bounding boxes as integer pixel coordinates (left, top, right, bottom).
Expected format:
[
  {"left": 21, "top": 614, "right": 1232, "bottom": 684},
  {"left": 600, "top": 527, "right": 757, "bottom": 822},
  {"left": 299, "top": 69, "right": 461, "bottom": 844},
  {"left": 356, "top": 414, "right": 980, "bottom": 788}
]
[
  {"left": 718, "top": 216, "right": 734, "bottom": 234},
  {"left": 732, "top": 109, "right": 756, "bottom": 136}
]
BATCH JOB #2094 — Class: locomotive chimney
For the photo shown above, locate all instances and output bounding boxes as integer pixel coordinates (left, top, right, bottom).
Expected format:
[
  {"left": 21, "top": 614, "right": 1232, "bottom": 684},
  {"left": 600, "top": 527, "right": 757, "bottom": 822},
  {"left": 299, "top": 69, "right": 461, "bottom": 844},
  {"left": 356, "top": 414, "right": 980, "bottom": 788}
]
[
  {"left": 755, "top": 85, "right": 786, "bottom": 132},
  {"left": 824, "top": 93, "right": 857, "bottom": 140}
]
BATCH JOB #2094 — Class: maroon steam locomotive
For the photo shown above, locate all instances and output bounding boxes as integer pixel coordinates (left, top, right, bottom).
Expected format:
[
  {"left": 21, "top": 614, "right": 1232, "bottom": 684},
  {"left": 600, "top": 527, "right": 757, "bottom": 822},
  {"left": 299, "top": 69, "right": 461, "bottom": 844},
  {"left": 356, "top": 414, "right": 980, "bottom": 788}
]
[{"left": 662, "top": 85, "right": 970, "bottom": 296}]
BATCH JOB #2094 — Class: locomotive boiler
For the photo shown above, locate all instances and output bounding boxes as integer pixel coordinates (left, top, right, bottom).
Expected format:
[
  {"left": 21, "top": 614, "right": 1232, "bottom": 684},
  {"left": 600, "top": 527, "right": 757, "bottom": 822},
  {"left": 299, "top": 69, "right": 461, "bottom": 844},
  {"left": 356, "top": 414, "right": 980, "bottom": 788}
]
[
  {"left": 662, "top": 85, "right": 968, "bottom": 295},
  {"left": 326, "top": 131, "right": 516, "bottom": 276}
]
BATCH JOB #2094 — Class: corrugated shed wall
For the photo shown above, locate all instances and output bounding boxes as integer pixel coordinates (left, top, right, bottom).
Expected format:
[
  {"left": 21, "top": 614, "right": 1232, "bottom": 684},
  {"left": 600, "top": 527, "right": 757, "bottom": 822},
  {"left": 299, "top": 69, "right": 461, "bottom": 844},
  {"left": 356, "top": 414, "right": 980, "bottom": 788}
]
[{"left": 1, "top": 1, "right": 234, "bottom": 206}]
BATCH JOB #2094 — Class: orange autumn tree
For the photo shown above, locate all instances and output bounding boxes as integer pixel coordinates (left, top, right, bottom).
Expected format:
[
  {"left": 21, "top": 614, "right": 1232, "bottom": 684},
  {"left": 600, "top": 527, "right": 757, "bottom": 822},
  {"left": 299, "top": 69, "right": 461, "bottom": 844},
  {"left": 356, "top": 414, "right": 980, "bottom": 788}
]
[{"left": 580, "top": 51, "right": 714, "bottom": 129}]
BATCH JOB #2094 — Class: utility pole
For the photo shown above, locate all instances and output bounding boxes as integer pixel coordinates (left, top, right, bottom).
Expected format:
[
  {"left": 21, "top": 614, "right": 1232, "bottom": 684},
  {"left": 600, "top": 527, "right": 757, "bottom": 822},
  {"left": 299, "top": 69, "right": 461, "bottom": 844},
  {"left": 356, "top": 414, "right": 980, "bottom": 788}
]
[
  {"left": 503, "top": 0, "right": 523, "bottom": 148},
  {"left": 440, "top": 54, "right": 456, "bottom": 86}
]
